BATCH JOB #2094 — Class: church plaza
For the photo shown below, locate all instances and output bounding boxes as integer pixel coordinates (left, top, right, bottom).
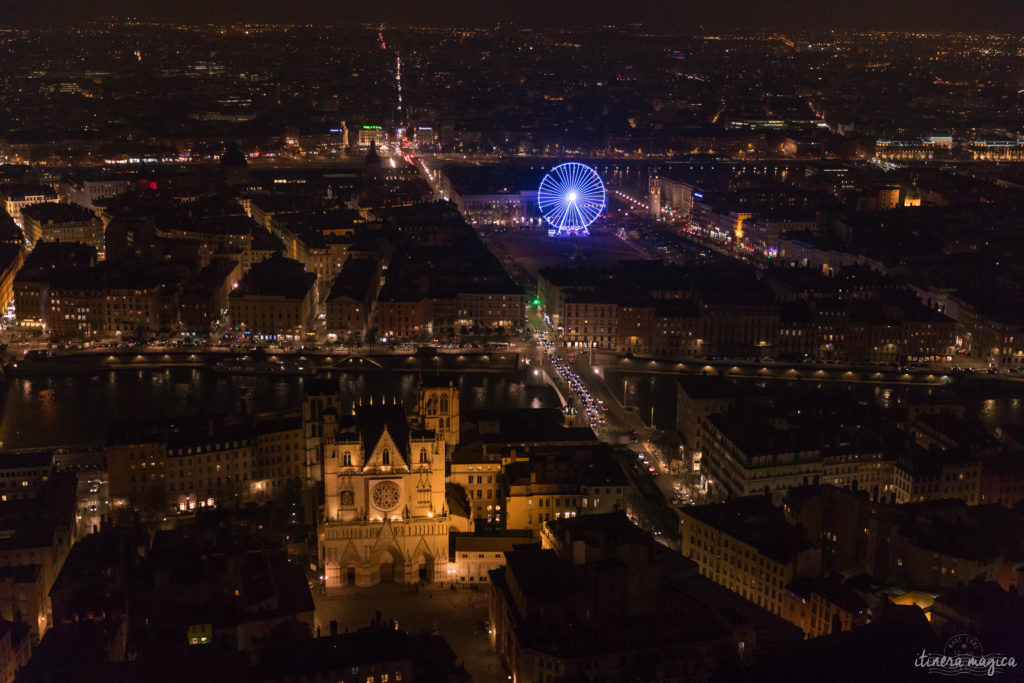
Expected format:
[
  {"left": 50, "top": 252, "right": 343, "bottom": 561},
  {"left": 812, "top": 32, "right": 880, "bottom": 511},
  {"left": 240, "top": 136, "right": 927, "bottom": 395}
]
[{"left": 312, "top": 582, "right": 506, "bottom": 683}]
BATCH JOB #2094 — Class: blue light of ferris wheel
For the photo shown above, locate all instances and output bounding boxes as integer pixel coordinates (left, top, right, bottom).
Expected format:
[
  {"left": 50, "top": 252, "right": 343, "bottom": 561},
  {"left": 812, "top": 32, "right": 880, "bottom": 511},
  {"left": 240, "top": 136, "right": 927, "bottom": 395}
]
[{"left": 537, "top": 162, "right": 606, "bottom": 236}]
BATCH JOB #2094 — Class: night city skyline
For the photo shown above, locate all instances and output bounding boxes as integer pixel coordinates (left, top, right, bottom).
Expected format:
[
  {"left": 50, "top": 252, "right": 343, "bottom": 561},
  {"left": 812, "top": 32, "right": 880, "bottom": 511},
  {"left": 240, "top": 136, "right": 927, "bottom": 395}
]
[
  {"left": 4, "top": 0, "right": 1024, "bottom": 31},
  {"left": 0, "top": 4, "right": 1023, "bottom": 683}
]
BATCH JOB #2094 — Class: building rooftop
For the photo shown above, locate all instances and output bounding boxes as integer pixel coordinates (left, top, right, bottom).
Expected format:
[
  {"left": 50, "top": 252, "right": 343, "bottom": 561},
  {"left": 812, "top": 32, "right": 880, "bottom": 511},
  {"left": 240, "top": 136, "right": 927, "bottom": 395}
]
[
  {"left": 0, "top": 472, "right": 76, "bottom": 552},
  {"left": 788, "top": 577, "right": 868, "bottom": 613},
  {"left": 193, "top": 256, "right": 239, "bottom": 289},
  {"left": 253, "top": 627, "right": 467, "bottom": 682},
  {"left": 0, "top": 449, "right": 53, "bottom": 470},
  {"left": 108, "top": 411, "right": 303, "bottom": 452},
  {"left": 912, "top": 413, "right": 1000, "bottom": 451},
  {"left": 231, "top": 253, "right": 315, "bottom": 300},
  {"left": 20, "top": 202, "right": 95, "bottom": 224},
  {"left": 0, "top": 210, "right": 22, "bottom": 244},
  {"left": 895, "top": 503, "right": 1020, "bottom": 562},
  {"left": 166, "top": 214, "right": 259, "bottom": 237},
  {"left": 896, "top": 446, "right": 981, "bottom": 476},
  {"left": 547, "top": 510, "right": 662, "bottom": 552},
  {"left": 735, "top": 604, "right": 937, "bottom": 682},
  {"left": 450, "top": 530, "right": 534, "bottom": 557},
  {"left": 273, "top": 208, "right": 362, "bottom": 233},
  {"left": 342, "top": 403, "right": 432, "bottom": 459},
  {"left": 492, "top": 511, "right": 801, "bottom": 662},
  {"left": 251, "top": 229, "right": 285, "bottom": 253},
  {"left": 14, "top": 241, "right": 97, "bottom": 282},
  {"left": 454, "top": 408, "right": 595, "bottom": 460},
  {"left": 501, "top": 444, "right": 627, "bottom": 489},
  {"left": 254, "top": 413, "right": 303, "bottom": 435},
  {"left": 441, "top": 163, "right": 539, "bottom": 196},
  {"left": 0, "top": 183, "right": 57, "bottom": 201},
  {"left": 682, "top": 496, "right": 813, "bottom": 565},
  {"left": 327, "top": 257, "right": 378, "bottom": 302}
]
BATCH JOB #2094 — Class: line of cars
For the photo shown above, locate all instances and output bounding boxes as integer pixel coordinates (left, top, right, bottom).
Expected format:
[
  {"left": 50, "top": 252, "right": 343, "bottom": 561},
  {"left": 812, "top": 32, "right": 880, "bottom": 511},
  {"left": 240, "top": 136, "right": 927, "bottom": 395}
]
[
  {"left": 636, "top": 451, "right": 658, "bottom": 478},
  {"left": 550, "top": 353, "right": 608, "bottom": 429},
  {"left": 670, "top": 480, "right": 694, "bottom": 506}
]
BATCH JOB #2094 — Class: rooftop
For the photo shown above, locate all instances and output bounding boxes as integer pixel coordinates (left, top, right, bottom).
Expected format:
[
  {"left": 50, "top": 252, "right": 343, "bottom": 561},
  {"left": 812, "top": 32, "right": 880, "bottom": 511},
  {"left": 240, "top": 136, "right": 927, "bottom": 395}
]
[
  {"left": 231, "top": 253, "right": 315, "bottom": 300},
  {"left": 788, "top": 577, "right": 868, "bottom": 613},
  {"left": 681, "top": 496, "right": 813, "bottom": 565},
  {"left": 346, "top": 403, "right": 424, "bottom": 458},
  {"left": 501, "top": 444, "right": 627, "bottom": 488},
  {"left": 0, "top": 449, "right": 53, "bottom": 470},
  {"left": 14, "top": 241, "right": 97, "bottom": 282},
  {"left": 20, "top": 202, "right": 96, "bottom": 224},
  {"left": 450, "top": 530, "right": 534, "bottom": 556},
  {"left": 327, "top": 257, "right": 378, "bottom": 302},
  {"left": 0, "top": 183, "right": 57, "bottom": 201}
]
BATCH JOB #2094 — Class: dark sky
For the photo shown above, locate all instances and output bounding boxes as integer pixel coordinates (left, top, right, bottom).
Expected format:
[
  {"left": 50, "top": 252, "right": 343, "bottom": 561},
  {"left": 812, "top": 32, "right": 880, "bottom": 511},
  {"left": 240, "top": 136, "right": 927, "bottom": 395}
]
[{"left": 1, "top": 0, "right": 1023, "bottom": 31}]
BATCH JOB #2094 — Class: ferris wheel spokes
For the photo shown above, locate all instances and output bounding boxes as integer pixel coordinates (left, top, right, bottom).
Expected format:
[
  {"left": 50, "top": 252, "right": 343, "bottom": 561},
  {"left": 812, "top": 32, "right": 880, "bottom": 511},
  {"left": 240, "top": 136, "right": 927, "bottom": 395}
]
[{"left": 537, "top": 162, "right": 606, "bottom": 236}]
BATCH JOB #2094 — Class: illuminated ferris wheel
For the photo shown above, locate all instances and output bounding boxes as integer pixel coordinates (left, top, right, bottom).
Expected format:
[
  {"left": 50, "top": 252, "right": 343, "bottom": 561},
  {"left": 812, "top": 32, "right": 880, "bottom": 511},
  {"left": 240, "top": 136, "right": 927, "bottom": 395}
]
[{"left": 537, "top": 162, "right": 606, "bottom": 236}]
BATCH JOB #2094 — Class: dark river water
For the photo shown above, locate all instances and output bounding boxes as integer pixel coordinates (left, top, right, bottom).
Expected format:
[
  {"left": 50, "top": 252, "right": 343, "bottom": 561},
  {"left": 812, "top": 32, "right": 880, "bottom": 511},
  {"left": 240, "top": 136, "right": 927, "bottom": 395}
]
[
  {"left": 0, "top": 369, "right": 559, "bottom": 449},
  {"left": 2, "top": 367, "right": 1021, "bottom": 450},
  {"left": 604, "top": 371, "right": 1024, "bottom": 433}
]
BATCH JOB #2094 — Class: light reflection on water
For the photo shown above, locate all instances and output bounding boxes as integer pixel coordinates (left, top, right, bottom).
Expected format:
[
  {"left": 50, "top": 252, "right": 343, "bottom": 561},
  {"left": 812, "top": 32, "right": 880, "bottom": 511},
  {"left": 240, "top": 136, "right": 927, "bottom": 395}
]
[
  {"left": 0, "top": 369, "right": 556, "bottom": 449},
  {"left": 605, "top": 371, "right": 1024, "bottom": 432},
  {"left": 5, "top": 367, "right": 1018, "bottom": 449}
]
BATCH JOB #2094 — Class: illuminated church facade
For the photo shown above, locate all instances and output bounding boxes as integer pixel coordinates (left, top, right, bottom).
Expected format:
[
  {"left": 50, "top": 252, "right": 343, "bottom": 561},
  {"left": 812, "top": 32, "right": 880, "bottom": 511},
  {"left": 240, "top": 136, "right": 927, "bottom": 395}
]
[{"left": 318, "top": 380, "right": 461, "bottom": 589}]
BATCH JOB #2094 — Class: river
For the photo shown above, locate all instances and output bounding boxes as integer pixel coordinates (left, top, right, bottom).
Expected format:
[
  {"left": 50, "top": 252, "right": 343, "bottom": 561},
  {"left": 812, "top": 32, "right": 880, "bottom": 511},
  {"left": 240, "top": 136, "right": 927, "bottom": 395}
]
[
  {"left": 3, "top": 367, "right": 1021, "bottom": 450},
  {"left": 0, "top": 368, "right": 558, "bottom": 449},
  {"left": 604, "top": 371, "right": 1024, "bottom": 432}
]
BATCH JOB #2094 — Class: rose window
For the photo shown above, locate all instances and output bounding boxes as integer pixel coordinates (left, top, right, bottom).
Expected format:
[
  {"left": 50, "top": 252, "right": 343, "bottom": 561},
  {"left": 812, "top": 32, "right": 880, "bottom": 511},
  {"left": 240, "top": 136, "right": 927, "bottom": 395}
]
[{"left": 371, "top": 481, "right": 401, "bottom": 512}]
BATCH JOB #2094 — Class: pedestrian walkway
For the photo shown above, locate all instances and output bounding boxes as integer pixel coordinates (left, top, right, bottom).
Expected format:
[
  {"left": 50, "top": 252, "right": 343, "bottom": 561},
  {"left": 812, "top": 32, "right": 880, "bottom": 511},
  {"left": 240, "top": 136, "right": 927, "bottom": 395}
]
[{"left": 314, "top": 582, "right": 505, "bottom": 682}]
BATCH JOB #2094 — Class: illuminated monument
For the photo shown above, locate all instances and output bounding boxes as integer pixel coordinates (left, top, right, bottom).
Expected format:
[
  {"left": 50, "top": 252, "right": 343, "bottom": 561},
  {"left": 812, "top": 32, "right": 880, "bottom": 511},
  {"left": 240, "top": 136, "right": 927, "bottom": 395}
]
[
  {"left": 318, "top": 382, "right": 461, "bottom": 589},
  {"left": 538, "top": 162, "right": 606, "bottom": 236}
]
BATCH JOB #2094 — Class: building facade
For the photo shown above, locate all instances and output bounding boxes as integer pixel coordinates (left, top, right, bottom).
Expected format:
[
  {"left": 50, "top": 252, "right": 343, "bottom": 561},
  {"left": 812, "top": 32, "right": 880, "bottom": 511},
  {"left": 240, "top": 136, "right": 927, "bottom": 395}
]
[
  {"left": 106, "top": 413, "right": 305, "bottom": 515},
  {"left": 229, "top": 254, "right": 317, "bottom": 341},
  {"left": 0, "top": 186, "right": 58, "bottom": 229},
  {"left": 320, "top": 400, "right": 450, "bottom": 589},
  {"left": 20, "top": 203, "right": 103, "bottom": 252}
]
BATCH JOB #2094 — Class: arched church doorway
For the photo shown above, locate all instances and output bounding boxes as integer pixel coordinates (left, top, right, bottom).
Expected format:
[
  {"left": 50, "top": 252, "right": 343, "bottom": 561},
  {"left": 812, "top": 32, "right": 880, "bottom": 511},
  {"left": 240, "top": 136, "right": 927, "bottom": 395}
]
[
  {"left": 373, "top": 547, "right": 404, "bottom": 585},
  {"left": 415, "top": 553, "right": 434, "bottom": 583}
]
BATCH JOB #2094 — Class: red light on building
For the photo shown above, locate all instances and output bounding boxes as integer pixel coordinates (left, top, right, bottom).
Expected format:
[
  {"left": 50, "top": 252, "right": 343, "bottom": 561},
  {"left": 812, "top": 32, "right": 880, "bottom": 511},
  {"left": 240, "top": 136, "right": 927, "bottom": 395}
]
[{"left": 149, "top": 181, "right": 158, "bottom": 190}]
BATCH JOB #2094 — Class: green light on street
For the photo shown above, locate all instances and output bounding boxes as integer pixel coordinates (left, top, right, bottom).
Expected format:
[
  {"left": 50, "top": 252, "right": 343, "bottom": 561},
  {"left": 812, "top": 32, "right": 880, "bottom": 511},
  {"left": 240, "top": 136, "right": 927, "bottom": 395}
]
[{"left": 532, "top": 298, "right": 542, "bottom": 307}]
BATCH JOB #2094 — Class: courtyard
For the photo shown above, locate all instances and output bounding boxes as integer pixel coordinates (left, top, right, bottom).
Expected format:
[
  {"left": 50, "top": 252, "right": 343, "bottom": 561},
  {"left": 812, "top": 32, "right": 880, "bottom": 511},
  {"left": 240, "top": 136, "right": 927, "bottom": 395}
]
[
  {"left": 313, "top": 583, "right": 507, "bottom": 682},
  {"left": 492, "top": 227, "right": 646, "bottom": 278}
]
